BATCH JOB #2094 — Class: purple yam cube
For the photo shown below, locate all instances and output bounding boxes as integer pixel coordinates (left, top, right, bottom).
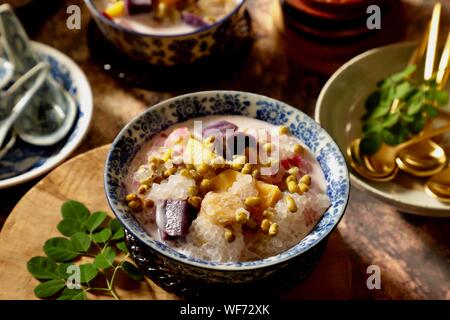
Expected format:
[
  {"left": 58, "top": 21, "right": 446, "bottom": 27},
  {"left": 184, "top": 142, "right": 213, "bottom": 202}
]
[
  {"left": 163, "top": 199, "right": 191, "bottom": 237},
  {"left": 182, "top": 11, "right": 208, "bottom": 28},
  {"left": 226, "top": 131, "right": 257, "bottom": 158},
  {"left": 202, "top": 121, "right": 238, "bottom": 156},
  {"left": 202, "top": 120, "right": 238, "bottom": 136},
  {"left": 126, "top": 0, "right": 153, "bottom": 15}
]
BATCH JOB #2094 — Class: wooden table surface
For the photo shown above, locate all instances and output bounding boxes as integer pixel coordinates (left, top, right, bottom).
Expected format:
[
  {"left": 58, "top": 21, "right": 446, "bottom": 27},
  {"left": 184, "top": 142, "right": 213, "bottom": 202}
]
[{"left": 0, "top": 0, "right": 449, "bottom": 299}]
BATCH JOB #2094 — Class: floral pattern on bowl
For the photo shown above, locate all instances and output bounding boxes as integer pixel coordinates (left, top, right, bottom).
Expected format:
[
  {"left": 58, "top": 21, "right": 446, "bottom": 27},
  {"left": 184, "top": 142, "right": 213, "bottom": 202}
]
[{"left": 104, "top": 91, "right": 349, "bottom": 291}]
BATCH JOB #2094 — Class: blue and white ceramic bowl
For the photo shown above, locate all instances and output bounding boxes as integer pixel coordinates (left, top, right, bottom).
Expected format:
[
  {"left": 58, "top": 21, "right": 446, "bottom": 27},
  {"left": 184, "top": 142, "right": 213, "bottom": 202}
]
[
  {"left": 84, "top": 0, "right": 246, "bottom": 66},
  {"left": 104, "top": 91, "right": 349, "bottom": 296},
  {"left": 0, "top": 42, "right": 93, "bottom": 189}
]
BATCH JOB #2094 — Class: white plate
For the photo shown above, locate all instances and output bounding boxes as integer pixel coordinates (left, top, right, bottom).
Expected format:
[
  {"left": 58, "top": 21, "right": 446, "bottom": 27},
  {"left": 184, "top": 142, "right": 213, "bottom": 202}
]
[
  {"left": 0, "top": 41, "right": 93, "bottom": 189},
  {"left": 315, "top": 42, "right": 450, "bottom": 217}
]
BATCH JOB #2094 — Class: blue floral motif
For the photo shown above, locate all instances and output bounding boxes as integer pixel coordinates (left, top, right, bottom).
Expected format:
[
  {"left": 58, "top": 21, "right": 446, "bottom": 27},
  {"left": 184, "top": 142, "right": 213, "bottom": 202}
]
[
  {"left": 255, "top": 100, "right": 292, "bottom": 125},
  {"left": 104, "top": 91, "right": 350, "bottom": 285},
  {"left": 289, "top": 114, "right": 321, "bottom": 153},
  {"left": 209, "top": 93, "right": 250, "bottom": 115},
  {"left": 169, "top": 96, "right": 208, "bottom": 122},
  {"left": 137, "top": 108, "right": 174, "bottom": 140}
]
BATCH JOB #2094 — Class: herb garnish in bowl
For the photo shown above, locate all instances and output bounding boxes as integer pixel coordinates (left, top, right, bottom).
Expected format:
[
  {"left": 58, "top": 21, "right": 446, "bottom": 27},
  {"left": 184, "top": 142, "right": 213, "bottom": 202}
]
[{"left": 360, "top": 65, "right": 449, "bottom": 155}]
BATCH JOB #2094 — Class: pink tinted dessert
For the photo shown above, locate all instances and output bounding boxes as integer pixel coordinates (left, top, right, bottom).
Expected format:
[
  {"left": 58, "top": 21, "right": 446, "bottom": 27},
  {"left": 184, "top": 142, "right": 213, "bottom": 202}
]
[{"left": 124, "top": 116, "right": 330, "bottom": 262}]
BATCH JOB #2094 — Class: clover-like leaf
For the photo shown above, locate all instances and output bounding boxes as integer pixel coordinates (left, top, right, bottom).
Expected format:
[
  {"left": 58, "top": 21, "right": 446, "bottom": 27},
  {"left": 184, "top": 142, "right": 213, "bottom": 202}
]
[
  {"left": 61, "top": 200, "right": 90, "bottom": 223},
  {"left": 44, "top": 238, "right": 79, "bottom": 262},
  {"left": 116, "top": 241, "right": 128, "bottom": 253},
  {"left": 367, "top": 102, "right": 391, "bottom": 120},
  {"left": 364, "top": 91, "right": 380, "bottom": 111},
  {"left": 360, "top": 133, "right": 382, "bottom": 155},
  {"left": 381, "top": 129, "right": 399, "bottom": 146},
  {"left": 57, "top": 219, "right": 83, "bottom": 237},
  {"left": 382, "top": 112, "right": 400, "bottom": 129},
  {"left": 27, "top": 257, "right": 59, "bottom": 280},
  {"left": 57, "top": 288, "right": 87, "bottom": 300},
  {"left": 121, "top": 261, "right": 144, "bottom": 281},
  {"left": 34, "top": 279, "right": 66, "bottom": 298},
  {"left": 395, "top": 81, "right": 412, "bottom": 99},
  {"left": 85, "top": 211, "right": 107, "bottom": 233},
  {"left": 71, "top": 232, "right": 92, "bottom": 252},
  {"left": 409, "top": 113, "right": 426, "bottom": 134},
  {"left": 79, "top": 263, "right": 98, "bottom": 283},
  {"left": 92, "top": 228, "right": 112, "bottom": 244},
  {"left": 388, "top": 65, "right": 416, "bottom": 83},
  {"left": 93, "top": 246, "right": 116, "bottom": 269},
  {"left": 109, "top": 219, "right": 125, "bottom": 240},
  {"left": 434, "top": 90, "right": 448, "bottom": 106},
  {"left": 423, "top": 104, "right": 439, "bottom": 117},
  {"left": 406, "top": 97, "right": 424, "bottom": 115},
  {"left": 57, "top": 263, "right": 73, "bottom": 280},
  {"left": 362, "top": 120, "right": 383, "bottom": 134}
]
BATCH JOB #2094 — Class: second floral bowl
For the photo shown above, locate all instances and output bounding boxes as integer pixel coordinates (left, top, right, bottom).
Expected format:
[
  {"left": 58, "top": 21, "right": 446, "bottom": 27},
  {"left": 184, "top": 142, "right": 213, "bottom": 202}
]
[{"left": 84, "top": 0, "right": 246, "bottom": 66}]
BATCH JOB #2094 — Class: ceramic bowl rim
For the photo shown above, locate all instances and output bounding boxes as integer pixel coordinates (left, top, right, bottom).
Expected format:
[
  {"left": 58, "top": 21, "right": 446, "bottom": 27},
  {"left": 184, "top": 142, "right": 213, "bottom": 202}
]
[
  {"left": 315, "top": 41, "right": 450, "bottom": 217},
  {"left": 84, "top": 0, "right": 246, "bottom": 39},
  {"left": 104, "top": 90, "right": 350, "bottom": 271},
  {"left": 0, "top": 41, "right": 93, "bottom": 189}
]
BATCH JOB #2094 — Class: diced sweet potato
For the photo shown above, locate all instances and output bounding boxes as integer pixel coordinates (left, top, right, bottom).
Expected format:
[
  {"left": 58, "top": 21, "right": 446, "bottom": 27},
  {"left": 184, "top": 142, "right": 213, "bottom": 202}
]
[
  {"left": 183, "top": 137, "right": 215, "bottom": 166},
  {"left": 211, "top": 170, "right": 281, "bottom": 210},
  {"left": 255, "top": 180, "right": 282, "bottom": 210},
  {"left": 211, "top": 169, "right": 239, "bottom": 192},
  {"left": 200, "top": 191, "right": 243, "bottom": 225}
]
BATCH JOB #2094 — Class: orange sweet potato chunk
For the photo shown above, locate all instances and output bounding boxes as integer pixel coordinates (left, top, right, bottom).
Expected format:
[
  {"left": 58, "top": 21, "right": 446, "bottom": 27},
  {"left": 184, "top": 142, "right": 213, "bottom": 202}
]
[
  {"left": 211, "top": 169, "right": 239, "bottom": 192},
  {"left": 255, "top": 180, "right": 282, "bottom": 210}
]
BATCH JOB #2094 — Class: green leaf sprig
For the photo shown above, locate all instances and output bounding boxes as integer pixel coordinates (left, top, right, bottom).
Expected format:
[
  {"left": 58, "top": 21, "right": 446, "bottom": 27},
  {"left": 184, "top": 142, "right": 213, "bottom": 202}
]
[
  {"left": 27, "top": 200, "right": 144, "bottom": 300},
  {"left": 360, "top": 65, "right": 449, "bottom": 155}
]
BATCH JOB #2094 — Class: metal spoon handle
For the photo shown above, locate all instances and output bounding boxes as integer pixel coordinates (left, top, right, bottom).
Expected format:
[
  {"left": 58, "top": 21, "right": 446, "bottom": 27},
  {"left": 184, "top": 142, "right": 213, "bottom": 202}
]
[
  {"left": 424, "top": 3, "right": 441, "bottom": 81},
  {"left": 436, "top": 30, "right": 450, "bottom": 89},
  {"left": 398, "top": 123, "right": 450, "bottom": 151},
  {"left": 0, "top": 62, "right": 49, "bottom": 147}
]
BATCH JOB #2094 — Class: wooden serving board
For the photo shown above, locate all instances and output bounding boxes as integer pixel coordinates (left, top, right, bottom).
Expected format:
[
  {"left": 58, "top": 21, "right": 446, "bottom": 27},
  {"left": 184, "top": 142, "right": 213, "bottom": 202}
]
[{"left": 0, "top": 145, "right": 352, "bottom": 300}]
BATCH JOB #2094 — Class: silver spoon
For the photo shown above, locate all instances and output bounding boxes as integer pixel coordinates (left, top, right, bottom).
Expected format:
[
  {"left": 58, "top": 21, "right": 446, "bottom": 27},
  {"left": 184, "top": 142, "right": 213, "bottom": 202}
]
[{"left": 0, "top": 62, "right": 49, "bottom": 150}]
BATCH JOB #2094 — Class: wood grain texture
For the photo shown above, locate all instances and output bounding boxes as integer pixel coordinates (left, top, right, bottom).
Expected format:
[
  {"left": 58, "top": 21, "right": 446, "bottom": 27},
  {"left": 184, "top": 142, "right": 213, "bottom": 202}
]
[
  {"left": 0, "top": 145, "right": 351, "bottom": 300},
  {"left": 0, "top": 0, "right": 449, "bottom": 300}
]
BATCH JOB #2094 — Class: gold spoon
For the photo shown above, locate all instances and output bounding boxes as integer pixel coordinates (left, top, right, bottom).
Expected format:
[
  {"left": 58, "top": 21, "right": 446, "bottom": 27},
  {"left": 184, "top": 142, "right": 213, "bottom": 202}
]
[
  {"left": 347, "top": 139, "right": 399, "bottom": 181},
  {"left": 350, "top": 123, "right": 450, "bottom": 181},
  {"left": 425, "top": 166, "right": 450, "bottom": 202},
  {"left": 396, "top": 139, "right": 447, "bottom": 177},
  {"left": 396, "top": 9, "right": 450, "bottom": 177}
]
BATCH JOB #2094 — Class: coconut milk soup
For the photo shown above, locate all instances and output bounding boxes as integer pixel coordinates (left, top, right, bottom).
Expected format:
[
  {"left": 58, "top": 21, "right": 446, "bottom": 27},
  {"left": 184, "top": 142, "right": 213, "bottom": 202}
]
[{"left": 124, "top": 115, "right": 330, "bottom": 262}]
